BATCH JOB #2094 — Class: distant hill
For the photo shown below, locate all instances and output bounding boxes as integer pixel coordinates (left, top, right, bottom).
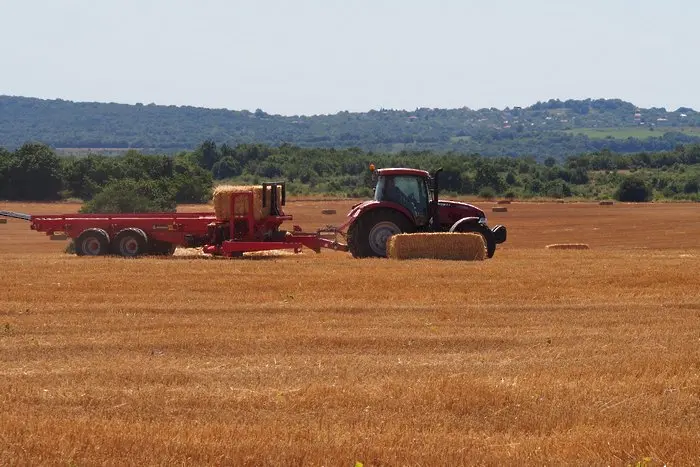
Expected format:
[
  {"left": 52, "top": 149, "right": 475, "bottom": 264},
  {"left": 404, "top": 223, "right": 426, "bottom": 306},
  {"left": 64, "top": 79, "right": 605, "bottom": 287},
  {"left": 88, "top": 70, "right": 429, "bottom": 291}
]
[{"left": 1, "top": 95, "right": 699, "bottom": 158}]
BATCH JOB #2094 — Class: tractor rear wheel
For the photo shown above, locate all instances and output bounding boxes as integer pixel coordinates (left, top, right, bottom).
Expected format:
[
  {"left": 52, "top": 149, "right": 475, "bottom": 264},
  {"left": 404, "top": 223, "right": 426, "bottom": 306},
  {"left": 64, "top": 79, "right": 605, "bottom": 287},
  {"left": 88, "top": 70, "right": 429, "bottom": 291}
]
[
  {"left": 450, "top": 223, "right": 496, "bottom": 258},
  {"left": 75, "top": 229, "right": 110, "bottom": 256},
  {"left": 348, "top": 209, "right": 414, "bottom": 258},
  {"left": 112, "top": 228, "right": 149, "bottom": 257}
]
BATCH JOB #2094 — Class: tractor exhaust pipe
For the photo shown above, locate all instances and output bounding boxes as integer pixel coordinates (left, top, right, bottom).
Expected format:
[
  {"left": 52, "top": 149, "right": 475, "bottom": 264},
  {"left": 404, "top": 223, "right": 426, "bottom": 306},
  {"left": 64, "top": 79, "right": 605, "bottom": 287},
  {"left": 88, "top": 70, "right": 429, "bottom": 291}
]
[{"left": 431, "top": 168, "right": 443, "bottom": 230}]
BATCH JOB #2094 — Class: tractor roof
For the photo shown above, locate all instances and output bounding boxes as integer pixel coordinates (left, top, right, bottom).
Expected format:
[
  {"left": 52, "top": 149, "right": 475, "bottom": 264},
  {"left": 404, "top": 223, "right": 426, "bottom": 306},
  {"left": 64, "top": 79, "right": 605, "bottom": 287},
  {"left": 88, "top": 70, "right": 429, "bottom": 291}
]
[{"left": 376, "top": 168, "right": 430, "bottom": 177}]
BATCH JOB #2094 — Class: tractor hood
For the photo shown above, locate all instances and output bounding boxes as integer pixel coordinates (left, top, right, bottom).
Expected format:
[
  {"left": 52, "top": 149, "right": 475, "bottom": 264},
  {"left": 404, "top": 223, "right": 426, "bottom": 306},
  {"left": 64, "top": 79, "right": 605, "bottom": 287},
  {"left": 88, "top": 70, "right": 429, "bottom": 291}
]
[{"left": 437, "top": 200, "right": 486, "bottom": 218}]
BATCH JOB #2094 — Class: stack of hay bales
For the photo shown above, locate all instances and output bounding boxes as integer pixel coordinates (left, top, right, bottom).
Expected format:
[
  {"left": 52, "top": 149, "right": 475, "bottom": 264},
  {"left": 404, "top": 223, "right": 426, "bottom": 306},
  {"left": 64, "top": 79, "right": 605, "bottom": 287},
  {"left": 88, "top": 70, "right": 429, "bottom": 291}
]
[
  {"left": 212, "top": 185, "right": 281, "bottom": 221},
  {"left": 387, "top": 232, "right": 486, "bottom": 261}
]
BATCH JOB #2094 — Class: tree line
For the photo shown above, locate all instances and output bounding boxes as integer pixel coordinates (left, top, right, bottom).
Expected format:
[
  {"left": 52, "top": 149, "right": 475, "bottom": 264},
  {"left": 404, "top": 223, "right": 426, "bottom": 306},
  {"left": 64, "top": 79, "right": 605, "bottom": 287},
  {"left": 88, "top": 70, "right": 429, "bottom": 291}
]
[
  {"left": 1, "top": 142, "right": 699, "bottom": 211},
  {"left": 2, "top": 96, "right": 700, "bottom": 157}
]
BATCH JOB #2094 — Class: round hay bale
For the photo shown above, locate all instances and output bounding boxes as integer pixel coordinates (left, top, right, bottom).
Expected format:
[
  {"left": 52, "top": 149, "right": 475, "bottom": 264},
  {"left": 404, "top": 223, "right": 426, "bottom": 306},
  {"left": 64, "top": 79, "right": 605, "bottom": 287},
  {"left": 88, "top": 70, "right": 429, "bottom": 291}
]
[
  {"left": 492, "top": 206, "right": 508, "bottom": 213},
  {"left": 599, "top": 200, "right": 614, "bottom": 206},
  {"left": 388, "top": 232, "right": 486, "bottom": 261},
  {"left": 545, "top": 243, "right": 590, "bottom": 250},
  {"left": 497, "top": 200, "right": 511, "bottom": 205},
  {"left": 321, "top": 209, "right": 337, "bottom": 215}
]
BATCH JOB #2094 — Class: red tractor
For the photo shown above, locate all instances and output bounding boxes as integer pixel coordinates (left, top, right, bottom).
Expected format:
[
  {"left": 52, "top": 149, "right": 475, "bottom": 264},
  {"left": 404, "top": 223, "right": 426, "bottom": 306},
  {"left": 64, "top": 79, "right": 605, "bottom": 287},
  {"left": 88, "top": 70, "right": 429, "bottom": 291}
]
[{"left": 344, "top": 167, "right": 507, "bottom": 258}]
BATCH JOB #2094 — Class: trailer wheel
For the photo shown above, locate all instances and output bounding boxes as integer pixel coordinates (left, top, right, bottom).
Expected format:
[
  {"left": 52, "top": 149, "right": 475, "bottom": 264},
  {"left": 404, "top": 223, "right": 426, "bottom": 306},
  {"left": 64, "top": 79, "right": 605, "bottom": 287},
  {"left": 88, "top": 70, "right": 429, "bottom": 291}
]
[
  {"left": 75, "top": 229, "right": 111, "bottom": 256},
  {"left": 112, "top": 228, "right": 149, "bottom": 257},
  {"left": 149, "top": 240, "right": 176, "bottom": 256}
]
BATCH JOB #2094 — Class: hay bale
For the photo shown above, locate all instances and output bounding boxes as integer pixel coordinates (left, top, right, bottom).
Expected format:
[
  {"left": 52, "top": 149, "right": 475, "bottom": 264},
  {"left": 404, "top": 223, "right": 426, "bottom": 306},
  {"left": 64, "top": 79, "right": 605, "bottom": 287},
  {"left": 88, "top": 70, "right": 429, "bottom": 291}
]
[
  {"left": 599, "top": 201, "right": 614, "bottom": 206},
  {"left": 497, "top": 200, "right": 511, "bottom": 205},
  {"left": 388, "top": 232, "right": 486, "bottom": 261},
  {"left": 492, "top": 206, "right": 508, "bottom": 213},
  {"left": 0, "top": 218, "right": 7, "bottom": 224},
  {"left": 321, "top": 209, "right": 337, "bottom": 215},
  {"left": 555, "top": 200, "right": 565, "bottom": 204},
  {"left": 212, "top": 185, "right": 281, "bottom": 221},
  {"left": 545, "top": 243, "right": 590, "bottom": 250}
]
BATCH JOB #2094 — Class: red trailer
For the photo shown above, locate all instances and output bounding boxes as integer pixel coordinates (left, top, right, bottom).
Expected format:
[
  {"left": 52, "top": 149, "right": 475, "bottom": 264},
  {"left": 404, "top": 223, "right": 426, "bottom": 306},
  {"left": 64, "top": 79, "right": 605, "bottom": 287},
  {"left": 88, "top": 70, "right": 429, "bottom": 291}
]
[{"left": 0, "top": 182, "right": 348, "bottom": 257}]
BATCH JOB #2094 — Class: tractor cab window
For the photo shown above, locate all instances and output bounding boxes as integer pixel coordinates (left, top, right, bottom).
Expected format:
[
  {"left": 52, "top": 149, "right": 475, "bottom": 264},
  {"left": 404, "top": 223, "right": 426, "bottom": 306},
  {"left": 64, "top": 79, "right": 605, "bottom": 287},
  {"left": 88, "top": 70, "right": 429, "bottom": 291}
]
[{"left": 375, "top": 175, "right": 429, "bottom": 222}]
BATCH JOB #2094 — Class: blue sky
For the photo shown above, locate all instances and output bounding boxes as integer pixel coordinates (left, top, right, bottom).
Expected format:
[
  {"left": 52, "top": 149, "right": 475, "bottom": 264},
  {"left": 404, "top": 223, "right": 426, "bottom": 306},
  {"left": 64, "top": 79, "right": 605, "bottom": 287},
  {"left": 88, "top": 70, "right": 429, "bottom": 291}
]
[{"left": 1, "top": 0, "right": 697, "bottom": 115}]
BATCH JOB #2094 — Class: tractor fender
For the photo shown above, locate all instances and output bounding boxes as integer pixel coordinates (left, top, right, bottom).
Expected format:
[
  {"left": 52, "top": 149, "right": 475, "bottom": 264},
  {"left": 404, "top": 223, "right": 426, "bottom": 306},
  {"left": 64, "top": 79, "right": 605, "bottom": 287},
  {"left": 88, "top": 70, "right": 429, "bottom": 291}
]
[
  {"left": 347, "top": 200, "right": 415, "bottom": 227},
  {"left": 449, "top": 217, "right": 482, "bottom": 232}
]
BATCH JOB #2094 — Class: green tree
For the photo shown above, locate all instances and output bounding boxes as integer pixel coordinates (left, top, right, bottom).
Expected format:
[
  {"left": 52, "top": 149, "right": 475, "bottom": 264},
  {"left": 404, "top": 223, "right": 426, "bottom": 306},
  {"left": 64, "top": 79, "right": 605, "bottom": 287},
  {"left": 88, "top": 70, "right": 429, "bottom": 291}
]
[
  {"left": 170, "top": 157, "right": 213, "bottom": 203},
  {"left": 474, "top": 163, "right": 502, "bottom": 192},
  {"left": 212, "top": 156, "right": 242, "bottom": 179},
  {"left": 80, "top": 179, "right": 176, "bottom": 213},
  {"left": 6, "top": 143, "right": 63, "bottom": 200},
  {"left": 615, "top": 176, "right": 653, "bottom": 202}
]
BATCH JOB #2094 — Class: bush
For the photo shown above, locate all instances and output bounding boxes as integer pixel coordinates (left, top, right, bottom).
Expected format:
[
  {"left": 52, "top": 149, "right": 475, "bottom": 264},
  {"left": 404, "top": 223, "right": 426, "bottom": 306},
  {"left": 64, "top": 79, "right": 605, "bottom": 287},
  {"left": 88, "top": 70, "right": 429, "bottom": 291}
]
[
  {"left": 478, "top": 186, "right": 496, "bottom": 200},
  {"left": 544, "top": 180, "right": 572, "bottom": 199},
  {"left": 80, "top": 179, "right": 176, "bottom": 213},
  {"left": 615, "top": 176, "right": 653, "bottom": 202}
]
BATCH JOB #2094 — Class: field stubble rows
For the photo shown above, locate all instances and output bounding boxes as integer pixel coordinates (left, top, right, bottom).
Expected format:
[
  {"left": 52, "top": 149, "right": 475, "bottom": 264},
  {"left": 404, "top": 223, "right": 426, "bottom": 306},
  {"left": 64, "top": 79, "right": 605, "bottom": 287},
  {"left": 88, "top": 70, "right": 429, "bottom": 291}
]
[{"left": 1, "top": 200, "right": 700, "bottom": 465}]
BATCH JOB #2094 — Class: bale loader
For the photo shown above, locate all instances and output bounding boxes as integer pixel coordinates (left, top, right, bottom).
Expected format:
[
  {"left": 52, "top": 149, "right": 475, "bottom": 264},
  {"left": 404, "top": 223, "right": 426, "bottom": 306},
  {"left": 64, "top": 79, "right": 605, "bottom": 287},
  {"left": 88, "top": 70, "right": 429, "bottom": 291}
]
[{"left": 0, "top": 167, "right": 507, "bottom": 258}]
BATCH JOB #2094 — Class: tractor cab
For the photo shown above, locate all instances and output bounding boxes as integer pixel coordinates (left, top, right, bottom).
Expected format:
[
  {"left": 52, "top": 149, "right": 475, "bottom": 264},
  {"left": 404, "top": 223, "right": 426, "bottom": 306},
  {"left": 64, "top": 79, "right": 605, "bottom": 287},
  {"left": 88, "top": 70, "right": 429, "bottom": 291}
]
[{"left": 373, "top": 168, "right": 431, "bottom": 226}]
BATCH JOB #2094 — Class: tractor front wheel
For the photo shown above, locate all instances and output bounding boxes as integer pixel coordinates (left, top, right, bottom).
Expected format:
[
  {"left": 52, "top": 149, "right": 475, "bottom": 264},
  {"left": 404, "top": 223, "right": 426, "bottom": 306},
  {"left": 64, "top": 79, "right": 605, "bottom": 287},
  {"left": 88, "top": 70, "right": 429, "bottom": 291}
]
[
  {"left": 348, "top": 209, "right": 413, "bottom": 258},
  {"left": 450, "top": 222, "right": 496, "bottom": 258}
]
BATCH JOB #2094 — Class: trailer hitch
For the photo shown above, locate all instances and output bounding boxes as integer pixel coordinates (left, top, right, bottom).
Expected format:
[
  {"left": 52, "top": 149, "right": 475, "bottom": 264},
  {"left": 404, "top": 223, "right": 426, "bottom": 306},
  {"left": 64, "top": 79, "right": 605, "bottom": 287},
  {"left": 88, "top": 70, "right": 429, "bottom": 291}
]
[{"left": 0, "top": 210, "right": 32, "bottom": 221}]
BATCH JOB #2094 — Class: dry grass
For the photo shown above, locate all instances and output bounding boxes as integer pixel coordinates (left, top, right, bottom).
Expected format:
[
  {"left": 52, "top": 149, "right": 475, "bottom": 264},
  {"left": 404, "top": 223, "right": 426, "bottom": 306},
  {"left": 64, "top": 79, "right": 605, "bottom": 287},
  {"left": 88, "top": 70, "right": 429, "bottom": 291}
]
[{"left": 1, "top": 200, "right": 700, "bottom": 465}]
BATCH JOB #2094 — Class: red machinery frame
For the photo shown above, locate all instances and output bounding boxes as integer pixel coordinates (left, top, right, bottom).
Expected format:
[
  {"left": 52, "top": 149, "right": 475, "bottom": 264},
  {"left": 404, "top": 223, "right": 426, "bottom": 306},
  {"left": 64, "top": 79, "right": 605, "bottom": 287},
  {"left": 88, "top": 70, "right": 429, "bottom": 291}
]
[{"left": 0, "top": 185, "right": 349, "bottom": 257}]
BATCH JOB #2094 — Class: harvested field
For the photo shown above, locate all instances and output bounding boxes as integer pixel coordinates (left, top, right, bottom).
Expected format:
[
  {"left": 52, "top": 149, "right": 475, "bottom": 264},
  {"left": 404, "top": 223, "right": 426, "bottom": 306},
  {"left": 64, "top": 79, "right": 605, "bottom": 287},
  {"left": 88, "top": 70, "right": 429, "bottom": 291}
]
[{"left": 1, "top": 199, "right": 700, "bottom": 465}]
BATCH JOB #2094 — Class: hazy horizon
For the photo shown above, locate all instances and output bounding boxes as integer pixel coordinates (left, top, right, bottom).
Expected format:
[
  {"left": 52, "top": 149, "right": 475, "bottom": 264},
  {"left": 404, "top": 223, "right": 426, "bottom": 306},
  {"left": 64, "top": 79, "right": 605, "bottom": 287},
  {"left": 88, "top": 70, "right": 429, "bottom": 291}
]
[{"left": 1, "top": 0, "right": 697, "bottom": 116}]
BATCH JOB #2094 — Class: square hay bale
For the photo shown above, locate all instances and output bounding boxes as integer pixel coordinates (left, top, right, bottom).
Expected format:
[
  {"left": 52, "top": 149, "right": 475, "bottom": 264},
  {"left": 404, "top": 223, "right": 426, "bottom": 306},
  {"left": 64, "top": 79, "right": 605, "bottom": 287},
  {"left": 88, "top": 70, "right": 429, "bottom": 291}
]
[
  {"left": 497, "top": 200, "right": 511, "bottom": 205},
  {"left": 599, "top": 200, "right": 614, "bottom": 206},
  {"left": 0, "top": 218, "right": 7, "bottom": 224},
  {"left": 492, "top": 206, "right": 508, "bottom": 213},
  {"left": 388, "top": 232, "right": 486, "bottom": 261},
  {"left": 212, "top": 185, "right": 281, "bottom": 221},
  {"left": 545, "top": 243, "right": 590, "bottom": 250}
]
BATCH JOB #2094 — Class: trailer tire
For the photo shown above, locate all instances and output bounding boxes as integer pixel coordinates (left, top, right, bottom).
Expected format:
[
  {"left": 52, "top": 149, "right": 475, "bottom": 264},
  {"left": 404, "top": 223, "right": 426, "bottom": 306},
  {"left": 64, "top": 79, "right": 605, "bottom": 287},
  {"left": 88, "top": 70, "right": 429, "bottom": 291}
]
[
  {"left": 149, "top": 240, "right": 176, "bottom": 256},
  {"left": 112, "top": 228, "right": 149, "bottom": 257},
  {"left": 75, "top": 229, "right": 111, "bottom": 256}
]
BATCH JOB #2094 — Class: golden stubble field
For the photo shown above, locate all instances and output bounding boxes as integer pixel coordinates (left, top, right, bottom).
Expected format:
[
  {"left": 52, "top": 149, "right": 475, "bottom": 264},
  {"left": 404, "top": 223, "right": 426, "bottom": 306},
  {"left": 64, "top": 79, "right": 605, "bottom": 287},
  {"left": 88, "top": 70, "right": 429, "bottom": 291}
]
[{"left": 1, "top": 199, "right": 700, "bottom": 465}]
